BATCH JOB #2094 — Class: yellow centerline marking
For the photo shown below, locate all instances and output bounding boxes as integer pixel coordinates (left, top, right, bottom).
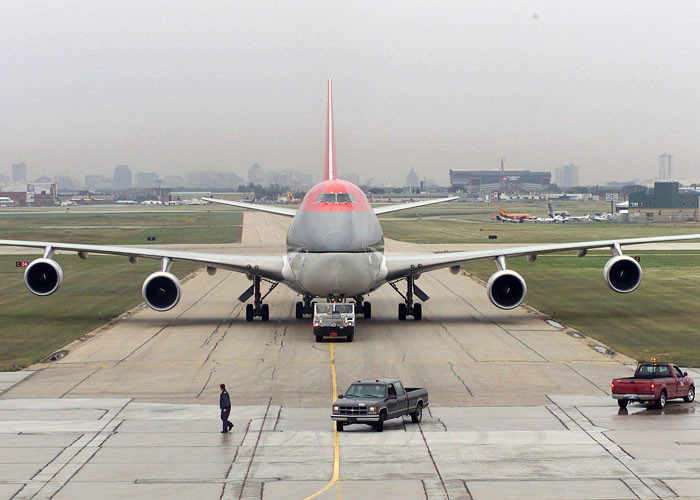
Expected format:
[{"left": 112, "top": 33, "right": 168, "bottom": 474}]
[{"left": 304, "top": 342, "right": 342, "bottom": 500}]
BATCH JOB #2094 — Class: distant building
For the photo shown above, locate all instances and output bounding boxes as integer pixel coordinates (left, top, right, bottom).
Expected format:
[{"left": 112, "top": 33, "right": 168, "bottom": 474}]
[
  {"left": 84, "top": 174, "right": 110, "bottom": 190},
  {"left": 184, "top": 171, "right": 242, "bottom": 189},
  {"left": 248, "top": 164, "right": 265, "bottom": 185},
  {"left": 555, "top": 163, "right": 579, "bottom": 188},
  {"left": 628, "top": 182, "right": 699, "bottom": 223},
  {"left": 34, "top": 175, "right": 53, "bottom": 183},
  {"left": 162, "top": 175, "right": 184, "bottom": 188},
  {"left": 113, "top": 165, "right": 132, "bottom": 190},
  {"left": 0, "top": 182, "right": 56, "bottom": 207},
  {"left": 136, "top": 172, "right": 159, "bottom": 189},
  {"left": 55, "top": 175, "right": 74, "bottom": 191},
  {"left": 450, "top": 169, "right": 551, "bottom": 194},
  {"left": 12, "top": 162, "right": 27, "bottom": 183},
  {"left": 406, "top": 168, "right": 420, "bottom": 188},
  {"left": 341, "top": 173, "right": 360, "bottom": 185}
]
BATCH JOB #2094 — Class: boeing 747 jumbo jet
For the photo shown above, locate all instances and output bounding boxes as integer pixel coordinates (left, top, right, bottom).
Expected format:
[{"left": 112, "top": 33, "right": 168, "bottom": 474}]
[{"left": 3, "top": 80, "right": 700, "bottom": 324}]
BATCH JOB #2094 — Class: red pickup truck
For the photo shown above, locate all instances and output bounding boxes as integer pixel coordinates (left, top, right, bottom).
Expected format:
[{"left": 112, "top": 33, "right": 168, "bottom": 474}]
[{"left": 612, "top": 362, "right": 695, "bottom": 409}]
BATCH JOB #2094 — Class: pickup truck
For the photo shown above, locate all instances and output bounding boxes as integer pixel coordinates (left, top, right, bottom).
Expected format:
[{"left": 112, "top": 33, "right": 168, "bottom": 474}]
[
  {"left": 331, "top": 379, "right": 429, "bottom": 432},
  {"left": 612, "top": 362, "right": 695, "bottom": 409},
  {"left": 313, "top": 302, "right": 355, "bottom": 342}
]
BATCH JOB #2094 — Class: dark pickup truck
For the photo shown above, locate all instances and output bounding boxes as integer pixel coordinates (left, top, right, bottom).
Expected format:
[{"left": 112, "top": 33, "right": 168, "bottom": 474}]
[
  {"left": 612, "top": 362, "right": 695, "bottom": 409},
  {"left": 331, "top": 379, "right": 429, "bottom": 432}
]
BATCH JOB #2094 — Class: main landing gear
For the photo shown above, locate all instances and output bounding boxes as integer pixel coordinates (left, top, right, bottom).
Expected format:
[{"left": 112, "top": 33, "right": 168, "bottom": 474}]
[
  {"left": 296, "top": 295, "right": 372, "bottom": 319},
  {"left": 354, "top": 296, "right": 372, "bottom": 318},
  {"left": 389, "top": 275, "right": 429, "bottom": 321},
  {"left": 238, "top": 275, "right": 278, "bottom": 321}
]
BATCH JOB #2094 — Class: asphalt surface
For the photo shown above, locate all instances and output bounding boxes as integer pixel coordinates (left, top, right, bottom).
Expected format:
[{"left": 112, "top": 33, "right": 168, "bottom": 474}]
[{"left": 1, "top": 211, "right": 699, "bottom": 499}]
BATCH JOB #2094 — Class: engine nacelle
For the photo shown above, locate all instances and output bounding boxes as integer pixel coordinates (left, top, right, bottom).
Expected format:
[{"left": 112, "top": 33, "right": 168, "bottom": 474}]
[
  {"left": 25, "top": 258, "right": 64, "bottom": 296},
  {"left": 142, "top": 272, "right": 181, "bottom": 311},
  {"left": 487, "top": 270, "right": 527, "bottom": 310},
  {"left": 604, "top": 255, "right": 642, "bottom": 293}
]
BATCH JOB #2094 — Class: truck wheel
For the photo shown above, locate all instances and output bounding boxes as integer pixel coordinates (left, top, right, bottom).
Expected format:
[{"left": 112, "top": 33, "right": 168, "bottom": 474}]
[
  {"left": 295, "top": 301, "right": 304, "bottom": 319},
  {"left": 315, "top": 334, "right": 322, "bottom": 343},
  {"left": 617, "top": 399, "right": 628, "bottom": 409},
  {"left": 656, "top": 390, "right": 667, "bottom": 409},
  {"left": 684, "top": 386, "right": 695, "bottom": 403},
  {"left": 261, "top": 304, "right": 269, "bottom": 321},
  {"left": 374, "top": 412, "right": 385, "bottom": 432},
  {"left": 411, "top": 403, "right": 423, "bottom": 423},
  {"left": 347, "top": 334, "right": 353, "bottom": 343},
  {"left": 336, "top": 422, "right": 344, "bottom": 432},
  {"left": 246, "top": 304, "right": 254, "bottom": 322}
]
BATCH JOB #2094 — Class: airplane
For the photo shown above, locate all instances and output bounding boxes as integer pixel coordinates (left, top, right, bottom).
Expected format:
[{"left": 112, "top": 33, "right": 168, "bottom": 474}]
[
  {"left": 498, "top": 207, "right": 531, "bottom": 221},
  {"left": 3, "top": 80, "right": 700, "bottom": 326},
  {"left": 547, "top": 202, "right": 591, "bottom": 222}
]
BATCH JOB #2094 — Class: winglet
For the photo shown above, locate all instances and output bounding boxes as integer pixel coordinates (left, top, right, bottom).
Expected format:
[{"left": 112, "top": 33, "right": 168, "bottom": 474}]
[{"left": 324, "top": 79, "right": 336, "bottom": 180}]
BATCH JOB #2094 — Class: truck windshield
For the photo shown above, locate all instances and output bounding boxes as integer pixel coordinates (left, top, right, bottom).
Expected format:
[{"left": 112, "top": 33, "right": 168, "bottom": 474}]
[
  {"left": 345, "top": 384, "right": 385, "bottom": 398},
  {"left": 335, "top": 304, "right": 353, "bottom": 313}
]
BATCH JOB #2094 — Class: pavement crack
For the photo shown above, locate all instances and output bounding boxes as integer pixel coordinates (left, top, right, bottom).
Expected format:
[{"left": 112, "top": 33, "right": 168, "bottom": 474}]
[
  {"left": 439, "top": 322, "right": 477, "bottom": 361},
  {"left": 418, "top": 423, "right": 450, "bottom": 498},
  {"left": 196, "top": 367, "right": 217, "bottom": 399},
  {"left": 60, "top": 367, "right": 101, "bottom": 398},
  {"left": 449, "top": 362, "right": 474, "bottom": 397}
]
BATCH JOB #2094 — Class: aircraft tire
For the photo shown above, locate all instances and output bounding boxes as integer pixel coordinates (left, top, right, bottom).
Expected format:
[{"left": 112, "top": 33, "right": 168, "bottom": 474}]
[
  {"left": 414, "top": 303, "right": 422, "bottom": 321},
  {"left": 363, "top": 301, "right": 371, "bottom": 319},
  {"left": 398, "top": 304, "right": 407, "bottom": 321},
  {"left": 261, "top": 304, "right": 269, "bottom": 321},
  {"left": 246, "top": 304, "right": 254, "bottom": 322},
  {"left": 295, "top": 302, "right": 304, "bottom": 319}
]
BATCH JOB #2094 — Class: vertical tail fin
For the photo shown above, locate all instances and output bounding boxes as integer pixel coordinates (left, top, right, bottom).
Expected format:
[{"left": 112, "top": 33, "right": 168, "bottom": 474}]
[
  {"left": 324, "top": 79, "right": 336, "bottom": 181},
  {"left": 548, "top": 202, "right": 554, "bottom": 218}
]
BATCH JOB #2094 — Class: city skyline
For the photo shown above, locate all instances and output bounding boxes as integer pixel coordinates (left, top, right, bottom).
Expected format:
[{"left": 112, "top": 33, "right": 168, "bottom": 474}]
[{"left": 2, "top": 2, "right": 699, "bottom": 186}]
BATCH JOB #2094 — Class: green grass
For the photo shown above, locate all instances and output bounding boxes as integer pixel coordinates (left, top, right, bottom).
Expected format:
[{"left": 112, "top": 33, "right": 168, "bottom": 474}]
[
  {"left": 464, "top": 251, "right": 700, "bottom": 366},
  {"left": 0, "top": 255, "right": 199, "bottom": 371},
  {"left": 0, "top": 210, "right": 243, "bottom": 245},
  {"left": 0, "top": 208, "right": 244, "bottom": 370}
]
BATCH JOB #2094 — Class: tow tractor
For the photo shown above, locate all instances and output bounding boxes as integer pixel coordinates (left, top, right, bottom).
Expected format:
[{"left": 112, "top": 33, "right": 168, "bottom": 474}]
[{"left": 313, "top": 302, "right": 355, "bottom": 342}]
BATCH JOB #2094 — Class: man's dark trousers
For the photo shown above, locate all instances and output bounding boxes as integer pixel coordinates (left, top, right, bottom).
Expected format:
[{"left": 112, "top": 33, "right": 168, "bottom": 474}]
[{"left": 221, "top": 408, "right": 232, "bottom": 432}]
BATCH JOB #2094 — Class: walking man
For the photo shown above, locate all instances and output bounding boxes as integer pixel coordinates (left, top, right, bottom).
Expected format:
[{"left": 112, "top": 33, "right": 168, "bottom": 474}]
[{"left": 220, "top": 383, "right": 233, "bottom": 433}]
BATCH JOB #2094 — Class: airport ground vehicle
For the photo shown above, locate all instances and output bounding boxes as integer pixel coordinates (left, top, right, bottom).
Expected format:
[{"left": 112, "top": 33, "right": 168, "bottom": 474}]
[
  {"left": 331, "top": 379, "right": 429, "bottom": 432},
  {"left": 313, "top": 303, "right": 355, "bottom": 342},
  {"left": 612, "top": 362, "right": 695, "bottom": 409}
]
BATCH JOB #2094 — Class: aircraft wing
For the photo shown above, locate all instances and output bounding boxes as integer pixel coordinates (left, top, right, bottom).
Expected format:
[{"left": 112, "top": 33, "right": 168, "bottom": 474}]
[
  {"left": 373, "top": 196, "right": 459, "bottom": 215},
  {"left": 201, "top": 197, "right": 297, "bottom": 218},
  {"left": 0, "top": 239, "right": 286, "bottom": 281},
  {"left": 384, "top": 233, "right": 700, "bottom": 281}
]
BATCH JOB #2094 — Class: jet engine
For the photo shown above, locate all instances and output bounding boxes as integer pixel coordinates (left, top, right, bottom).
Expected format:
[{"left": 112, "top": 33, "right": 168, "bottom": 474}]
[
  {"left": 142, "top": 272, "right": 181, "bottom": 311},
  {"left": 487, "top": 270, "right": 527, "bottom": 310},
  {"left": 24, "top": 258, "right": 64, "bottom": 296},
  {"left": 603, "top": 255, "right": 642, "bottom": 293}
]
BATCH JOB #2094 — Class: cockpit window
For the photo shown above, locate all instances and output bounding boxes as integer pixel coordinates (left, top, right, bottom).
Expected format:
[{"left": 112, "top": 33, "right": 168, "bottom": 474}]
[{"left": 314, "top": 192, "right": 357, "bottom": 203}]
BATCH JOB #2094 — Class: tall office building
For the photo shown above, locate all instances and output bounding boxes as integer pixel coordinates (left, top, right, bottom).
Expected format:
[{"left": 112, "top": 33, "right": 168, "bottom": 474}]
[
  {"left": 555, "top": 163, "right": 580, "bottom": 188},
  {"left": 136, "top": 172, "right": 159, "bottom": 188},
  {"left": 113, "top": 165, "right": 132, "bottom": 189},
  {"left": 12, "top": 162, "right": 27, "bottom": 182}
]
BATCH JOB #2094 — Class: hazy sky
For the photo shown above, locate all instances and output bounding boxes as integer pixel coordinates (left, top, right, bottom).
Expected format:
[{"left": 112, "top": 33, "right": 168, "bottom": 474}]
[{"left": 2, "top": 1, "right": 699, "bottom": 185}]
